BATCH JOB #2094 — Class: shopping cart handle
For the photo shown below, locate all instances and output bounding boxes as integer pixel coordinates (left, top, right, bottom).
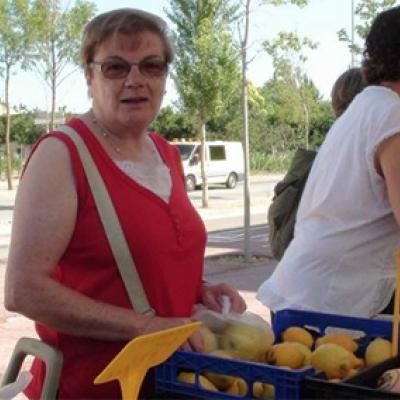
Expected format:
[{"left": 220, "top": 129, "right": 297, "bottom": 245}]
[{"left": 1, "top": 337, "right": 63, "bottom": 400}]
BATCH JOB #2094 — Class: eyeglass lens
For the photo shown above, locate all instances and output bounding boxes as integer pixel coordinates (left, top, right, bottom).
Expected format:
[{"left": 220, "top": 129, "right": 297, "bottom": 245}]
[{"left": 100, "top": 58, "right": 167, "bottom": 79}]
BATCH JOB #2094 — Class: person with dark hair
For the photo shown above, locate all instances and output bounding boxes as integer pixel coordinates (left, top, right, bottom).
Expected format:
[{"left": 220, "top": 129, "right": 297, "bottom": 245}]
[
  {"left": 4, "top": 8, "right": 245, "bottom": 399},
  {"left": 258, "top": 6, "right": 400, "bottom": 319}
]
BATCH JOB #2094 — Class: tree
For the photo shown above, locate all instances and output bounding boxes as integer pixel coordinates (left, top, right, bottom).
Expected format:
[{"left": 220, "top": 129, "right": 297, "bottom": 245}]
[
  {"left": 0, "top": 0, "right": 35, "bottom": 189},
  {"left": 264, "top": 31, "right": 317, "bottom": 149},
  {"left": 167, "top": 0, "right": 241, "bottom": 208},
  {"left": 10, "top": 106, "right": 45, "bottom": 145},
  {"left": 29, "top": 0, "right": 96, "bottom": 131},
  {"left": 208, "top": 81, "right": 269, "bottom": 143},
  {"left": 150, "top": 106, "right": 196, "bottom": 140},
  {"left": 237, "top": 0, "right": 308, "bottom": 259},
  {"left": 337, "top": 0, "right": 399, "bottom": 65}
]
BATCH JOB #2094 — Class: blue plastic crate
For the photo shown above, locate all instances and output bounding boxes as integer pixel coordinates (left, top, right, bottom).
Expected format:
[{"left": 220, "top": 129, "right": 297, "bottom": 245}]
[
  {"left": 155, "top": 350, "right": 312, "bottom": 399},
  {"left": 155, "top": 309, "right": 396, "bottom": 399}
]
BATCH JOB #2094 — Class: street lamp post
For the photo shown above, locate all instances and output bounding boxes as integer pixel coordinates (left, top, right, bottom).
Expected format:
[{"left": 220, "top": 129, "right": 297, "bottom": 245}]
[{"left": 351, "top": 0, "right": 355, "bottom": 67}]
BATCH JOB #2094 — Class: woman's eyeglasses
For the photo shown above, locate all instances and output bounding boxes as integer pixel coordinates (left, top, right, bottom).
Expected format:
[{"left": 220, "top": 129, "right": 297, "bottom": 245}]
[{"left": 89, "top": 57, "right": 168, "bottom": 79}]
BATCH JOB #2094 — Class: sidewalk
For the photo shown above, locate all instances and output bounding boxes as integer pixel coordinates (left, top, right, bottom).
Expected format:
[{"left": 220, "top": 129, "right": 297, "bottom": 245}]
[{"left": 0, "top": 176, "right": 278, "bottom": 385}]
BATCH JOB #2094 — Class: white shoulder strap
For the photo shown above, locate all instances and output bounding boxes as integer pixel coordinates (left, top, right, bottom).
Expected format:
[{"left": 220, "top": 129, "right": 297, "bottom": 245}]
[{"left": 57, "top": 125, "right": 154, "bottom": 316}]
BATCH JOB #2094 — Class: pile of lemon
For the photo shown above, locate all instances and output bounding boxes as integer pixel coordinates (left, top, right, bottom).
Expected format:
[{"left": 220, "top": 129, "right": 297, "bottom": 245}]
[
  {"left": 270, "top": 326, "right": 392, "bottom": 381},
  {"left": 177, "top": 323, "right": 392, "bottom": 398}
]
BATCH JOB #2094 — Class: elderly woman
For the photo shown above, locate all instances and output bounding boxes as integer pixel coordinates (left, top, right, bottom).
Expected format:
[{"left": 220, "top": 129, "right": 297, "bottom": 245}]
[
  {"left": 258, "top": 5, "right": 400, "bottom": 319},
  {"left": 4, "top": 8, "right": 245, "bottom": 399}
]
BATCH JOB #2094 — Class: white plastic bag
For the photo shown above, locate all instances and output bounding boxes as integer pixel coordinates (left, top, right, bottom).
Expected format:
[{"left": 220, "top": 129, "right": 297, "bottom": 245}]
[{"left": 192, "top": 297, "right": 275, "bottom": 362}]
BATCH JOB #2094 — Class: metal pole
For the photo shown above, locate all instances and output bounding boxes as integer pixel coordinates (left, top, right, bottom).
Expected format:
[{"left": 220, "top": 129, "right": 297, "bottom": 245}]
[
  {"left": 351, "top": 0, "right": 355, "bottom": 67},
  {"left": 242, "top": 0, "right": 251, "bottom": 262}
]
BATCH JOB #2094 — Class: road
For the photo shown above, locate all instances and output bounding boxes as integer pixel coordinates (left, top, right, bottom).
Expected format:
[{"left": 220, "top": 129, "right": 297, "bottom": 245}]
[
  {"left": 0, "top": 174, "right": 282, "bottom": 261},
  {"left": 189, "top": 174, "right": 281, "bottom": 231}
]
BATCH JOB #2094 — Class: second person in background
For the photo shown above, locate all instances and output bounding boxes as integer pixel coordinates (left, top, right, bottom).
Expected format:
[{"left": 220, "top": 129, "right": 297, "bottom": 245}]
[{"left": 258, "top": 5, "right": 400, "bottom": 319}]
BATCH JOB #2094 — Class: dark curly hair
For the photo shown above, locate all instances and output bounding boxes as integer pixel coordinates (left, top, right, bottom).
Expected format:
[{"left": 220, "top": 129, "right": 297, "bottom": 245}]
[{"left": 362, "top": 6, "right": 400, "bottom": 85}]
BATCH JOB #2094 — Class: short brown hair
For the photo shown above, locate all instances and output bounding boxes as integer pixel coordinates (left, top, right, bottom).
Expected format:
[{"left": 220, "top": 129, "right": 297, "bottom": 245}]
[
  {"left": 80, "top": 8, "right": 174, "bottom": 74},
  {"left": 331, "top": 68, "right": 365, "bottom": 117}
]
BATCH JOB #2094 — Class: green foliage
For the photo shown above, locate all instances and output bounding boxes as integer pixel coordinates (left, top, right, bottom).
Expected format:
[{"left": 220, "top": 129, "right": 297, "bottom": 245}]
[
  {"left": 263, "top": 30, "right": 318, "bottom": 149},
  {"left": 262, "top": 0, "right": 307, "bottom": 6},
  {"left": 264, "top": 31, "right": 317, "bottom": 72},
  {"left": 337, "top": 0, "right": 399, "bottom": 60},
  {"left": 0, "top": 0, "right": 34, "bottom": 69},
  {"left": 309, "top": 99, "right": 335, "bottom": 147},
  {"left": 28, "top": 0, "right": 96, "bottom": 129},
  {"left": 29, "top": 0, "right": 97, "bottom": 72},
  {"left": 167, "top": 0, "right": 241, "bottom": 128},
  {"left": 258, "top": 76, "right": 334, "bottom": 153},
  {"left": 0, "top": 107, "right": 44, "bottom": 145},
  {"left": 250, "top": 150, "right": 294, "bottom": 172},
  {"left": 0, "top": 152, "right": 24, "bottom": 177},
  {"left": 151, "top": 106, "right": 196, "bottom": 140},
  {"left": 207, "top": 81, "right": 269, "bottom": 142},
  {"left": 11, "top": 110, "right": 44, "bottom": 145}
]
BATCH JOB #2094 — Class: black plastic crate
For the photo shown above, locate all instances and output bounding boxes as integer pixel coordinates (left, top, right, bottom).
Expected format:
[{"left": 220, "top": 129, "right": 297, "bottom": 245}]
[{"left": 302, "top": 356, "right": 400, "bottom": 399}]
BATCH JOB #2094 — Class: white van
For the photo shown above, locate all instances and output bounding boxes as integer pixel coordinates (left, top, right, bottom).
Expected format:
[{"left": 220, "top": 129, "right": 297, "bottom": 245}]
[{"left": 172, "top": 141, "right": 244, "bottom": 191}]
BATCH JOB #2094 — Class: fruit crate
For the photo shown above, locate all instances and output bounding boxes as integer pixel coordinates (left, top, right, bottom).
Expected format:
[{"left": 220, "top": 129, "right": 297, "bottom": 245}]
[
  {"left": 273, "top": 309, "right": 394, "bottom": 357},
  {"left": 155, "top": 350, "right": 312, "bottom": 399},
  {"left": 155, "top": 309, "right": 395, "bottom": 399},
  {"left": 274, "top": 309, "right": 398, "bottom": 400},
  {"left": 302, "top": 356, "right": 400, "bottom": 399}
]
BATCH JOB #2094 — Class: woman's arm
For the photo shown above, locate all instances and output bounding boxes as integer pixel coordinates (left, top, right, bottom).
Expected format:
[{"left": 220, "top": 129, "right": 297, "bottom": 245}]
[{"left": 4, "top": 137, "right": 187, "bottom": 341}]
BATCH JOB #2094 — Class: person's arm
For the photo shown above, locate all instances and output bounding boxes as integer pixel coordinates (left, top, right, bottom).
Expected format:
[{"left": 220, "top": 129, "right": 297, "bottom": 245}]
[
  {"left": 4, "top": 137, "right": 187, "bottom": 341},
  {"left": 376, "top": 132, "right": 400, "bottom": 227}
]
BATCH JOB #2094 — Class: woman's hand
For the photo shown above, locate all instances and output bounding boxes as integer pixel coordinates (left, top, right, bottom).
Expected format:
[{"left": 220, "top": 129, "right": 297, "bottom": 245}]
[
  {"left": 200, "top": 282, "right": 247, "bottom": 314},
  {"left": 180, "top": 328, "right": 206, "bottom": 352},
  {"left": 142, "top": 316, "right": 206, "bottom": 352}
]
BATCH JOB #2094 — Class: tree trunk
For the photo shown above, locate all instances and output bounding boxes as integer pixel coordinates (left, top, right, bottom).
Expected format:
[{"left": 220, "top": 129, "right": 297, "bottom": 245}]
[
  {"left": 242, "top": 0, "right": 252, "bottom": 262},
  {"left": 200, "top": 122, "right": 208, "bottom": 208},
  {"left": 303, "top": 102, "right": 310, "bottom": 150},
  {"left": 4, "top": 63, "right": 13, "bottom": 190},
  {"left": 50, "top": 37, "right": 57, "bottom": 131}
]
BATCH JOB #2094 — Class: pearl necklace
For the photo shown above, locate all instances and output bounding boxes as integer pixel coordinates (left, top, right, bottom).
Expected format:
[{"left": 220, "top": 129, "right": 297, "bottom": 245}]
[{"left": 90, "top": 109, "right": 123, "bottom": 155}]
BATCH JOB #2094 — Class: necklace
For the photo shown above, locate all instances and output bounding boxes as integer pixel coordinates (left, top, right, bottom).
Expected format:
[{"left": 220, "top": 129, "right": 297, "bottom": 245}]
[
  {"left": 90, "top": 109, "right": 122, "bottom": 155},
  {"left": 89, "top": 109, "right": 157, "bottom": 162}
]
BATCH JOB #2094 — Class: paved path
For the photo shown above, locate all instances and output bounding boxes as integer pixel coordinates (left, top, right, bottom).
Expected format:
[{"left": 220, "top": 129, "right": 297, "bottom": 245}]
[{"left": 0, "top": 176, "right": 279, "bottom": 392}]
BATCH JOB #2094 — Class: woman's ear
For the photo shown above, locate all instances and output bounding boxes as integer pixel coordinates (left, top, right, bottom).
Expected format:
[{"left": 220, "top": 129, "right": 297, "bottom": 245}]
[
  {"left": 85, "top": 69, "right": 93, "bottom": 85},
  {"left": 85, "top": 70, "right": 93, "bottom": 98}
]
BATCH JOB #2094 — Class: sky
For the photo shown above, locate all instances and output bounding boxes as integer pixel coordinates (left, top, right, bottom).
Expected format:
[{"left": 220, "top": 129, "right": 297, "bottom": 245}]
[{"left": 6, "top": 0, "right": 371, "bottom": 113}]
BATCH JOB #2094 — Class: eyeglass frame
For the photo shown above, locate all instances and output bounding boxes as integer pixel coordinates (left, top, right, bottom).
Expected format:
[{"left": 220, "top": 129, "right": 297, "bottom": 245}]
[{"left": 89, "top": 56, "right": 169, "bottom": 80}]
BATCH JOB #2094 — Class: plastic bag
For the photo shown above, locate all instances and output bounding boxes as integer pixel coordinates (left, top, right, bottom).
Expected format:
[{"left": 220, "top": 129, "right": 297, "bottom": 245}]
[{"left": 192, "top": 297, "right": 275, "bottom": 362}]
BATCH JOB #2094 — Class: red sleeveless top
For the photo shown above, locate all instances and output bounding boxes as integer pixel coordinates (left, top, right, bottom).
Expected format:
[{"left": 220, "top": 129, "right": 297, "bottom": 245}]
[{"left": 25, "top": 118, "right": 207, "bottom": 399}]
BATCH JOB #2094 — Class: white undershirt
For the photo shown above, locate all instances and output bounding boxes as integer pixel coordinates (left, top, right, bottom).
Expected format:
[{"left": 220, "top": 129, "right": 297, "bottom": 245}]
[{"left": 114, "top": 138, "right": 172, "bottom": 203}]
